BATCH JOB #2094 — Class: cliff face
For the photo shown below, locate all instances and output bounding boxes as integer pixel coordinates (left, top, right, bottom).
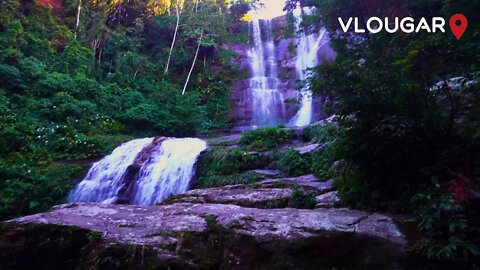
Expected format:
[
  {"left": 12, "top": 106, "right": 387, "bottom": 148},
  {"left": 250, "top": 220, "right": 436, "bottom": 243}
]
[{"left": 227, "top": 16, "right": 336, "bottom": 131}]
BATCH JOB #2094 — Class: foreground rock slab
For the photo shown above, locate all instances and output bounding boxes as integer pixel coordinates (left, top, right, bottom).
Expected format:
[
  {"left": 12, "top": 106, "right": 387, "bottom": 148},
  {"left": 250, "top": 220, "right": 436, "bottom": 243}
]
[{"left": 1, "top": 203, "right": 407, "bottom": 269}]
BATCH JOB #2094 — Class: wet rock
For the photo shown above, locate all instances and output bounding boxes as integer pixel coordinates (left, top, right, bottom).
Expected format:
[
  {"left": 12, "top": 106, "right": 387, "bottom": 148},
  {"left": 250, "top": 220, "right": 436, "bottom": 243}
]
[
  {"left": 165, "top": 185, "right": 293, "bottom": 208},
  {"left": 249, "top": 169, "right": 282, "bottom": 177},
  {"left": 1, "top": 203, "right": 408, "bottom": 269},
  {"left": 258, "top": 175, "right": 333, "bottom": 194},
  {"left": 295, "top": 143, "right": 322, "bottom": 154},
  {"left": 316, "top": 191, "right": 341, "bottom": 208}
]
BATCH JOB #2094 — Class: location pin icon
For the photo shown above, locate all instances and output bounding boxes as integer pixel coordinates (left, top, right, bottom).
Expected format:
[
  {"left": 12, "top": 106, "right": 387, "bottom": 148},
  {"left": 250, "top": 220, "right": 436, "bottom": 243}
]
[{"left": 449, "top": 14, "right": 468, "bottom": 40}]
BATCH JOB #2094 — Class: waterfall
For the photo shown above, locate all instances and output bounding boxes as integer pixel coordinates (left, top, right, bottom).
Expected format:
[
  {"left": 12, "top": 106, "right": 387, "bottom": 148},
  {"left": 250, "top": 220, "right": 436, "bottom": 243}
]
[
  {"left": 248, "top": 19, "right": 285, "bottom": 128},
  {"left": 133, "top": 138, "right": 207, "bottom": 205},
  {"left": 69, "top": 138, "right": 207, "bottom": 205},
  {"left": 289, "top": 7, "right": 328, "bottom": 127}
]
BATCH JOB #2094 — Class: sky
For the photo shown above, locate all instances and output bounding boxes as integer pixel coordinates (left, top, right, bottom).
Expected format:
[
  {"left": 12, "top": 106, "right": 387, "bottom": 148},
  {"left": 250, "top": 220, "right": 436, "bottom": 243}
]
[{"left": 250, "top": 0, "right": 287, "bottom": 20}]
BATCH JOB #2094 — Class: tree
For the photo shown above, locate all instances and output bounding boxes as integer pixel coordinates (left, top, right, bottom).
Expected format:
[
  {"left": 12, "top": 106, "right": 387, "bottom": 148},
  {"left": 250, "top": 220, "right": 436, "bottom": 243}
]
[
  {"left": 181, "top": 1, "right": 226, "bottom": 95},
  {"left": 165, "top": 0, "right": 185, "bottom": 74}
]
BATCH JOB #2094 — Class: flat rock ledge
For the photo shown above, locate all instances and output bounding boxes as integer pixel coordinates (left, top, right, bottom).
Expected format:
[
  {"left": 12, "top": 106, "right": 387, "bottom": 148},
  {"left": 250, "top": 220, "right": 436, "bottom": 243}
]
[
  {"left": 167, "top": 175, "right": 334, "bottom": 208},
  {"left": 1, "top": 202, "right": 407, "bottom": 269}
]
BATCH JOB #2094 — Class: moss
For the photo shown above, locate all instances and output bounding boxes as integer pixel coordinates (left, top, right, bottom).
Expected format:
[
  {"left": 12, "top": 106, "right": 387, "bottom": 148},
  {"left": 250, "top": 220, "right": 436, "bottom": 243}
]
[
  {"left": 199, "top": 172, "right": 266, "bottom": 188},
  {"left": 265, "top": 188, "right": 316, "bottom": 209}
]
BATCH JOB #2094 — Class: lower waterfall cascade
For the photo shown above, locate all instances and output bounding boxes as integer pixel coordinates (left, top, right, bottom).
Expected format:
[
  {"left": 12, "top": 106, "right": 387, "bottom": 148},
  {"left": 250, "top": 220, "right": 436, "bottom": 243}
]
[{"left": 69, "top": 137, "right": 207, "bottom": 205}]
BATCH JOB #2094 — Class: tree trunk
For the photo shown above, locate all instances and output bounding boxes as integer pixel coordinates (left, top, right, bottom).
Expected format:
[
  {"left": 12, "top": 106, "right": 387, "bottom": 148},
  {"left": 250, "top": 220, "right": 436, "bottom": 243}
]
[
  {"left": 164, "top": 5, "right": 181, "bottom": 74},
  {"left": 74, "top": 0, "right": 82, "bottom": 40},
  {"left": 182, "top": 30, "right": 203, "bottom": 96}
]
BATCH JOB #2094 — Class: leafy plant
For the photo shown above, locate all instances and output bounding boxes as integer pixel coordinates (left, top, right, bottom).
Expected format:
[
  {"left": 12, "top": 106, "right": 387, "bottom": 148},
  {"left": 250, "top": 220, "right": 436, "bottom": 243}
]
[
  {"left": 277, "top": 148, "right": 311, "bottom": 177},
  {"left": 240, "top": 127, "right": 293, "bottom": 151},
  {"left": 411, "top": 180, "right": 479, "bottom": 266}
]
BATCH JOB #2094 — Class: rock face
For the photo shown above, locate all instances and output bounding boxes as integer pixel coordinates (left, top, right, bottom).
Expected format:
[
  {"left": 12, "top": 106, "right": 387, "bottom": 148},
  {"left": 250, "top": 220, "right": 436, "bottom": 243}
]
[
  {"left": 316, "top": 191, "right": 341, "bottom": 208},
  {"left": 167, "top": 175, "right": 332, "bottom": 209},
  {"left": 226, "top": 15, "right": 336, "bottom": 130},
  {"left": 0, "top": 175, "right": 408, "bottom": 270},
  {"left": 2, "top": 203, "right": 406, "bottom": 270},
  {"left": 294, "top": 143, "right": 323, "bottom": 154}
]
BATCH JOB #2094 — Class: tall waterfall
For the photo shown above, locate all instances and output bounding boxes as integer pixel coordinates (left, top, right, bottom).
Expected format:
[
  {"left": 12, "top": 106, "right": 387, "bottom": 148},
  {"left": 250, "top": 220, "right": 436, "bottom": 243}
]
[
  {"left": 248, "top": 19, "right": 285, "bottom": 128},
  {"left": 289, "top": 7, "right": 328, "bottom": 127},
  {"left": 69, "top": 138, "right": 207, "bottom": 205}
]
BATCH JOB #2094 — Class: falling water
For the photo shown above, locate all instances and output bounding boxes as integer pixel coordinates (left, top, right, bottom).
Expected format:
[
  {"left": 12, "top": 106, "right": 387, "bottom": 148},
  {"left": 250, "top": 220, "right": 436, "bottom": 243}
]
[
  {"left": 248, "top": 19, "right": 285, "bottom": 127},
  {"left": 68, "top": 138, "right": 154, "bottom": 203},
  {"left": 289, "top": 7, "right": 328, "bottom": 127},
  {"left": 133, "top": 138, "right": 207, "bottom": 205},
  {"left": 69, "top": 138, "right": 207, "bottom": 205}
]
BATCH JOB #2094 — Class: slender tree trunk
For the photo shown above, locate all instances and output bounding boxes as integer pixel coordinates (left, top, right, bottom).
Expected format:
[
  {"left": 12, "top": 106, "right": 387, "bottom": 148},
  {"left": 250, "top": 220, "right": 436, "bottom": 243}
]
[
  {"left": 192, "top": 0, "right": 199, "bottom": 12},
  {"left": 164, "top": 5, "right": 180, "bottom": 74},
  {"left": 182, "top": 30, "right": 203, "bottom": 95},
  {"left": 74, "top": 0, "right": 82, "bottom": 40}
]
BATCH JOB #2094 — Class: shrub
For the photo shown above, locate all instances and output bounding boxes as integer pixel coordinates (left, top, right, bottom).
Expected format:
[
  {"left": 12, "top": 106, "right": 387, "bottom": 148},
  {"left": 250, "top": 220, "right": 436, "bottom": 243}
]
[
  {"left": 301, "top": 123, "right": 337, "bottom": 143},
  {"left": 197, "top": 148, "right": 270, "bottom": 188},
  {"left": 240, "top": 127, "right": 293, "bottom": 151},
  {"left": 311, "top": 143, "right": 337, "bottom": 180},
  {"left": 277, "top": 148, "right": 311, "bottom": 177},
  {"left": 411, "top": 179, "right": 480, "bottom": 268},
  {"left": 266, "top": 188, "right": 316, "bottom": 209}
]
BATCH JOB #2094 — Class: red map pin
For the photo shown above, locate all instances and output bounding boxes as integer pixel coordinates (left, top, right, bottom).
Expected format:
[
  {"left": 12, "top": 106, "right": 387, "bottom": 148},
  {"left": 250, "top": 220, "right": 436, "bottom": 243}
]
[{"left": 449, "top": 14, "right": 468, "bottom": 40}]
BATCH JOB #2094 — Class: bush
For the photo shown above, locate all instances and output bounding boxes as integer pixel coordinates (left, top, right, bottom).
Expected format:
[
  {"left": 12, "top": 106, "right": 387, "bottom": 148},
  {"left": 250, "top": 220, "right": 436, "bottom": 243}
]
[
  {"left": 311, "top": 143, "right": 337, "bottom": 180},
  {"left": 411, "top": 179, "right": 480, "bottom": 268},
  {"left": 266, "top": 188, "right": 317, "bottom": 209},
  {"left": 301, "top": 123, "right": 337, "bottom": 143},
  {"left": 277, "top": 148, "right": 311, "bottom": 177},
  {"left": 197, "top": 148, "right": 270, "bottom": 188},
  {"left": 0, "top": 162, "right": 85, "bottom": 220},
  {"left": 240, "top": 127, "right": 293, "bottom": 151}
]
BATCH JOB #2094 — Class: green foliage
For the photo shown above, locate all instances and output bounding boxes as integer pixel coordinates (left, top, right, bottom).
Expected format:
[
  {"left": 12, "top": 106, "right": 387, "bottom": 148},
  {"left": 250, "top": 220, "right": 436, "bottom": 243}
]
[
  {"left": 411, "top": 180, "right": 479, "bottom": 268},
  {"left": 313, "top": 0, "right": 480, "bottom": 210},
  {"left": 0, "top": 0, "right": 244, "bottom": 219},
  {"left": 310, "top": 143, "right": 335, "bottom": 180},
  {"left": 301, "top": 123, "right": 337, "bottom": 143},
  {"left": 199, "top": 172, "right": 266, "bottom": 189},
  {"left": 0, "top": 162, "right": 84, "bottom": 219},
  {"left": 277, "top": 148, "right": 311, "bottom": 177},
  {"left": 197, "top": 148, "right": 270, "bottom": 188},
  {"left": 309, "top": 0, "right": 480, "bottom": 266},
  {"left": 287, "top": 188, "right": 317, "bottom": 209},
  {"left": 283, "top": 12, "right": 296, "bottom": 39},
  {"left": 266, "top": 187, "right": 316, "bottom": 209},
  {"left": 240, "top": 127, "right": 293, "bottom": 151}
]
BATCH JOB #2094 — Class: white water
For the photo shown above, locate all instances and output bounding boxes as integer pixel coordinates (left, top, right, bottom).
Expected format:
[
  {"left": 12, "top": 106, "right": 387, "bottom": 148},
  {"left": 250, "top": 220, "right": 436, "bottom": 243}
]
[
  {"left": 289, "top": 7, "right": 328, "bottom": 127},
  {"left": 133, "top": 138, "right": 207, "bottom": 205},
  {"left": 68, "top": 138, "right": 154, "bottom": 203},
  {"left": 248, "top": 19, "right": 285, "bottom": 127},
  {"left": 69, "top": 138, "right": 207, "bottom": 205}
]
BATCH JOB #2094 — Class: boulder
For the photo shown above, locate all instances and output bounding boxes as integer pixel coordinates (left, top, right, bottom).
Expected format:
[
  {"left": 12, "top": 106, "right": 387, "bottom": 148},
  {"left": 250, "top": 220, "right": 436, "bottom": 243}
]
[
  {"left": 164, "top": 174, "right": 330, "bottom": 209},
  {"left": 165, "top": 184, "right": 293, "bottom": 208},
  {"left": 257, "top": 175, "right": 333, "bottom": 194},
  {"left": 1, "top": 203, "right": 407, "bottom": 269},
  {"left": 294, "top": 143, "right": 322, "bottom": 154},
  {"left": 315, "top": 191, "right": 341, "bottom": 208}
]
